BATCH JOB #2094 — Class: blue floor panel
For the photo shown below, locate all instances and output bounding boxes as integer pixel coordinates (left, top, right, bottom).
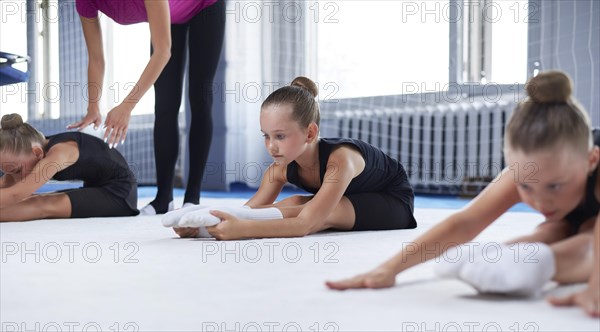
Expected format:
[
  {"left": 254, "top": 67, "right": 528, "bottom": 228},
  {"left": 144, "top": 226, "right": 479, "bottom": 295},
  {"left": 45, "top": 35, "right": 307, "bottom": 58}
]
[{"left": 36, "top": 182, "right": 535, "bottom": 213}]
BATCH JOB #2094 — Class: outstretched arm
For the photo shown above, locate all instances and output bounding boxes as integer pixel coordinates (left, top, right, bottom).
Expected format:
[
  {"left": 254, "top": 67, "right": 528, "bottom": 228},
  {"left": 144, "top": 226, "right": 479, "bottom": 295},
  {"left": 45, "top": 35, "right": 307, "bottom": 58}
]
[
  {"left": 169, "top": 162, "right": 286, "bottom": 238},
  {"left": 0, "top": 143, "right": 78, "bottom": 209},
  {"left": 244, "top": 162, "right": 287, "bottom": 208},
  {"left": 206, "top": 175, "right": 355, "bottom": 240},
  {"left": 67, "top": 14, "right": 104, "bottom": 130},
  {"left": 326, "top": 167, "right": 521, "bottom": 290},
  {"left": 207, "top": 146, "right": 364, "bottom": 240},
  {"left": 549, "top": 213, "right": 600, "bottom": 317},
  {"left": 102, "top": 0, "right": 172, "bottom": 147}
]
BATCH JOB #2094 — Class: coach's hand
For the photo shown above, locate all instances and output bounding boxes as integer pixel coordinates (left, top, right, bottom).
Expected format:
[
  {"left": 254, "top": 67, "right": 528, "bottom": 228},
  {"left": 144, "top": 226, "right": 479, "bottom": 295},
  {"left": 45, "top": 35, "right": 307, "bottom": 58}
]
[
  {"left": 103, "top": 103, "right": 132, "bottom": 148},
  {"left": 67, "top": 107, "right": 102, "bottom": 131}
]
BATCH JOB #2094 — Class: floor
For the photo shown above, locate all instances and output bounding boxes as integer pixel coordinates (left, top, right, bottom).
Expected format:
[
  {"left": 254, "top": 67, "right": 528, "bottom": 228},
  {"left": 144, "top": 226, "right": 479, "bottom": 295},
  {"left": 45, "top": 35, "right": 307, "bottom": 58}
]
[{"left": 1, "top": 195, "right": 598, "bottom": 331}]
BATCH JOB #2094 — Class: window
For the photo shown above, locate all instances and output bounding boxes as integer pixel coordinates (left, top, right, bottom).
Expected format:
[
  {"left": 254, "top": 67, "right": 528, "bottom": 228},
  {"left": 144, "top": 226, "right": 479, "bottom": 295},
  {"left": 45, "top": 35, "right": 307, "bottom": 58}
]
[
  {"left": 0, "top": 0, "right": 60, "bottom": 120},
  {"left": 42, "top": 0, "right": 60, "bottom": 118},
  {"left": 101, "top": 17, "right": 154, "bottom": 115},
  {"left": 490, "top": 0, "right": 528, "bottom": 83},
  {"left": 0, "top": 0, "right": 28, "bottom": 119},
  {"left": 316, "top": 1, "right": 450, "bottom": 98},
  {"left": 462, "top": 0, "right": 528, "bottom": 84},
  {"left": 314, "top": 0, "right": 528, "bottom": 100}
]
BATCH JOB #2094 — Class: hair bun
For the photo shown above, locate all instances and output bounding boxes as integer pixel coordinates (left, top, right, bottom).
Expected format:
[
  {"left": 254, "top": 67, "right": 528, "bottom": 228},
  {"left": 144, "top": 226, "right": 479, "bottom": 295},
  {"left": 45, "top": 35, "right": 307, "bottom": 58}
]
[
  {"left": 1, "top": 113, "right": 24, "bottom": 130},
  {"left": 526, "top": 70, "right": 572, "bottom": 103},
  {"left": 291, "top": 76, "right": 318, "bottom": 98}
]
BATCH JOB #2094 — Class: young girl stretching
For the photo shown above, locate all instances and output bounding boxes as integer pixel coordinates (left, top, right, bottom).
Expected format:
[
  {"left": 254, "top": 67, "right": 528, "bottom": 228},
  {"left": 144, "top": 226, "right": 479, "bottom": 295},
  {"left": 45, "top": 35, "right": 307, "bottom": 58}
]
[
  {"left": 0, "top": 114, "right": 139, "bottom": 221},
  {"left": 162, "top": 76, "right": 417, "bottom": 239},
  {"left": 326, "top": 71, "right": 600, "bottom": 318}
]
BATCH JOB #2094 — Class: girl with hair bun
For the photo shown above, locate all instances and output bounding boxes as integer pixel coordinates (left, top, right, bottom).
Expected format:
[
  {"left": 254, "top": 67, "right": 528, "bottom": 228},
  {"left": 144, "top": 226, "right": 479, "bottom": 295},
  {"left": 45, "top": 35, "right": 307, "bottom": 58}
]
[
  {"left": 327, "top": 71, "right": 600, "bottom": 318},
  {"left": 0, "top": 114, "right": 139, "bottom": 221},
  {"left": 162, "top": 76, "right": 417, "bottom": 239}
]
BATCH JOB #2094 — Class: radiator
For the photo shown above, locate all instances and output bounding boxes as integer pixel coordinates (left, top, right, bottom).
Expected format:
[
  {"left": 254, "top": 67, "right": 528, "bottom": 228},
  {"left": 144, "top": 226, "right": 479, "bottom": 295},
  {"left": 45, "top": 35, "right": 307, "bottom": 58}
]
[{"left": 320, "top": 98, "right": 517, "bottom": 195}]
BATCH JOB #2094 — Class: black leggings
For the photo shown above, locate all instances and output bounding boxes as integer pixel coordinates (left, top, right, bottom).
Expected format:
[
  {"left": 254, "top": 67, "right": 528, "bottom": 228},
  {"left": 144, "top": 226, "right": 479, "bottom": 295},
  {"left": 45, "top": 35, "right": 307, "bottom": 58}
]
[{"left": 151, "top": 0, "right": 225, "bottom": 212}]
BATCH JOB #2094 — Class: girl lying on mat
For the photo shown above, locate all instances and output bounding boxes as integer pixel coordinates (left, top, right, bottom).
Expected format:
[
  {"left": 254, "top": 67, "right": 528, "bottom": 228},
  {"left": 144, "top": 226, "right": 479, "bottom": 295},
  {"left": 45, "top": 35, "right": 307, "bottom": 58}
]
[
  {"left": 162, "top": 76, "right": 417, "bottom": 239},
  {"left": 0, "top": 114, "right": 139, "bottom": 221},
  {"left": 326, "top": 71, "right": 600, "bottom": 318}
]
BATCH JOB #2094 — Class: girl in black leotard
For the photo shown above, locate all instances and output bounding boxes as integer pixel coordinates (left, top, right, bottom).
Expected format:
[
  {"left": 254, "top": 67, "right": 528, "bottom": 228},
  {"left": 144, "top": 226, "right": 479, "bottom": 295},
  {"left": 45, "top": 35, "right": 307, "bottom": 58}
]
[
  {"left": 0, "top": 114, "right": 138, "bottom": 221},
  {"left": 328, "top": 71, "right": 600, "bottom": 318},
  {"left": 162, "top": 76, "right": 417, "bottom": 239}
]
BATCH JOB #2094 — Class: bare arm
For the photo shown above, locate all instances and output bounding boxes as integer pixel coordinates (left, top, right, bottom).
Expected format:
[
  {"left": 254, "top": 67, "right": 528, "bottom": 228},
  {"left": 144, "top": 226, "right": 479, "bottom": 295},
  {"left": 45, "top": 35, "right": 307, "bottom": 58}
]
[
  {"left": 326, "top": 167, "right": 522, "bottom": 289},
  {"left": 244, "top": 162, "right": 287, "bottom": 208},
  {"left": 102, "top": 0, "right": 172, "bottom": 146},
  {"left": 549, "top": 213, "right": 600, "bottom": 317},
  {"left": 174, "top": 162, "right": 287, "bottom": 239},
  {"left": 0, "top": 143, "right": 79, "bottom": 209},
  {"left": 67, "top": 15, "right": 105, "bottom": 130},
  {"left": 208, "top": 147, "right": 365, "bottom": 239}
]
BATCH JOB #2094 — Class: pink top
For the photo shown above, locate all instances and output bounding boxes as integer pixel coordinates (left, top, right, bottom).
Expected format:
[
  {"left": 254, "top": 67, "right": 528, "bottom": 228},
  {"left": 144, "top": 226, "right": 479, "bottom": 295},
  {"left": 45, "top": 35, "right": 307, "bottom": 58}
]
[{"left": 76, "top": 0, "right": 217, "bottom": 25}]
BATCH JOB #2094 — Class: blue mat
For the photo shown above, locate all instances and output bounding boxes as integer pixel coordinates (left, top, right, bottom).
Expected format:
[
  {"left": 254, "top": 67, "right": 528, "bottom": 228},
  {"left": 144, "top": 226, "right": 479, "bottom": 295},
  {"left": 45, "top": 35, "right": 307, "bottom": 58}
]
[{"left": 37, "top": 182, "right": 535, "bottom": 213}]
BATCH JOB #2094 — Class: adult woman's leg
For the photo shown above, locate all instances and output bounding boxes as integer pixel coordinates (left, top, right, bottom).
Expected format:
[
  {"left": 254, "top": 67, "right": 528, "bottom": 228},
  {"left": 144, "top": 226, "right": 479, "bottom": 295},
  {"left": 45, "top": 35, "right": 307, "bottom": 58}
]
[
  {"left": 148, "top": 24, "right": 189, "bottom": 213},
  {"left": 184, "top": 0, "right": 226, "bottom": 205}
]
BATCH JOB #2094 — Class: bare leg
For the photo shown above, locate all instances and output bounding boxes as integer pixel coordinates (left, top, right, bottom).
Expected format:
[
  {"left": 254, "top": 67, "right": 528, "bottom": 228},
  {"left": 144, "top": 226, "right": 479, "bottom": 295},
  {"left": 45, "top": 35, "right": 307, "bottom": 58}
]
[
  {"left": 273, "top": 194, "right": 313, "bottom": 208},
  {"left": 552, "top": 229, "right": 594, "bottom": 284},
  {"left": 507, "top": 218, "right": 595, "bottom": 283},
  {"left": 0, "top": 193, "right": 71, "bottom": 222},
  {"left": 172, "top": 196, "right": 314, "bottom": 237},
  {"left": 176, "top": 194, "right": 356, "bottom": 233},
  {"left": 435, "top": 221, "right": 568, "bottom": 279},
  {"left": 443, "top": 219, "right": 595, "bottom": 295},
  {"left": 273, "top": 194, "right": 356, "bottom": 231},
  {"left": 507, "top": 219, "right": 572, "bottom": 245},
  {"left": 251, "top": 194, "right": 314, "bottom": 209}
]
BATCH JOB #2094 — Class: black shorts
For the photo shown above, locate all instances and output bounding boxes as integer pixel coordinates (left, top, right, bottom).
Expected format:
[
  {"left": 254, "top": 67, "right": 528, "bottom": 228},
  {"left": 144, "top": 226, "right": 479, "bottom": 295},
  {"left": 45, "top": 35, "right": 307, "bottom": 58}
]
[
  {"left": 346, "top": 192, "right": 417, "bottom": 231},
  {"left": 60, "top": 185, "right": 139, "bottom": 218}
]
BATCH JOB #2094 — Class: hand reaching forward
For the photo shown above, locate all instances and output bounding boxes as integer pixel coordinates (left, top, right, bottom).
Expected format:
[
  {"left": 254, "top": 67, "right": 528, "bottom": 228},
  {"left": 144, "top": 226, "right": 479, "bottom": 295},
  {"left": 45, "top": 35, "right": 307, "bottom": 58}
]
[
  {"left": 205, "top": 210, "right": 248, "bottom": 241},
  {"left": 326, "top": 266, "right": 397, "bottom": 290},
  {"left": 103, "top": 103, "right": 132, "bottom": 148},
  {"left": 548, "top": 286, "right": 600, "bottom": 317},
  {"left": 67, "top": 108, "right": 102, "bottom": 131}
]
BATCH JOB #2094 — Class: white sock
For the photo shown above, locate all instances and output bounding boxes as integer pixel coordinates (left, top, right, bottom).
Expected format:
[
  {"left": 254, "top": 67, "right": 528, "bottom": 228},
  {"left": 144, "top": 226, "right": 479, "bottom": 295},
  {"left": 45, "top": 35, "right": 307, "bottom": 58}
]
[
  {"left": 434, "top": 244, "right": 477, "bottom": 278},
  {"left": 239, "top": 206, "right": 283, "bottom": 219},
  {"left": 458, "top": 242, "right": 556, "bottom": 297},
  {"left": 182, "top": 202, "right": 199, "bottom": 209},
  {"left": 161, "top": 205, "right": 207, "bottom": 227},
  {"left": 178, "top": 206, "right": 283, "bottom": 228},
  {"left": 139, "top": 201, "right": 174, "bottom": 216}
]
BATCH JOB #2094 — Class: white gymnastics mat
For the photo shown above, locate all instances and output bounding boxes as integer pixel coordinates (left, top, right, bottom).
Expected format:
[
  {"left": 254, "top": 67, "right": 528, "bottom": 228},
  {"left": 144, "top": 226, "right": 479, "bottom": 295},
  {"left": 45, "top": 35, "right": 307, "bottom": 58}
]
[{"left": 1, "top": 197, "right": 598, "bottom": 331}]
